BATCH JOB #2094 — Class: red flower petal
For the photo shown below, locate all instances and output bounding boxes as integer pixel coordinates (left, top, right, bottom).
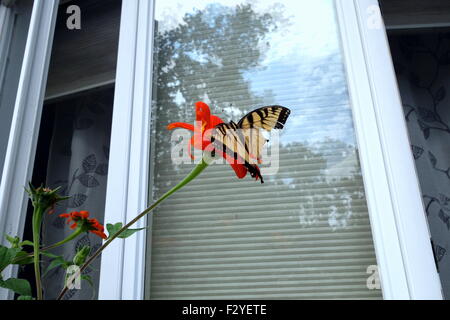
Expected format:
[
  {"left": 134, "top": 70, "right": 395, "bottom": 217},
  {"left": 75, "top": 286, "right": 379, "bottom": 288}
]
[{"left": 167, "top": 122, "right": 194, "bottom": 131}]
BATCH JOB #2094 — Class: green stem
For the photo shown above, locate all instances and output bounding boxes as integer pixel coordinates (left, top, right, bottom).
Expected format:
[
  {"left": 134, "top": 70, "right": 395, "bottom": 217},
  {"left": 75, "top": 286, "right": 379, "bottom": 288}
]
[
  {"left": 56, "top": 158, "right": 210, "bottom": 300},
  {"left": 32, "top": 207, "right": 44, "bottom": 300},
  {"left": 8, "top": 229, "right": 84, "bottom": 267},
  {"left": 42, "top": 228, "right": 84, "bottom": 252}
]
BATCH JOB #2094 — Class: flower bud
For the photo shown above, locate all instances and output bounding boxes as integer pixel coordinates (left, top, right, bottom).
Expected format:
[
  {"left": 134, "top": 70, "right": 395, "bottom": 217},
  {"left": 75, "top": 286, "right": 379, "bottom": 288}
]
[{"left": 73, "top": 246, "right": 91, "bottom": 266}]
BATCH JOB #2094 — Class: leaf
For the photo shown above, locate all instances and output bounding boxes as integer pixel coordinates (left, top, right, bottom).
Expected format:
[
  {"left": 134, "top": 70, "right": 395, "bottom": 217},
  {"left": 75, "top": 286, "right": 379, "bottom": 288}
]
[
  {"left": 106, "top": 223, "right": 147, "bottom": 239},
  {"left": 43, "top": 255, "right": 71, "bottom": 277},
  {"left": 429, "top": 151, "right": 438, "bottom": 168},
  {"left": 81, "top": 275, "right": 96, "bottom": 300},
  {"left": 17, "top": 295, "right": 34, "bottom": 300},
  {"left": 436, "top": 245, "right": 446, "bottom": 262},
  {"left": 95, "top": 163, "right": 108, "bottom": 176},
  {"left": 19, "top": 241, "right": 34, "bottom": 248},
  {"left": 41, "top": 252, "right": 63, "bottom": 260},
  {"left": 12, "top": 251, "right": 33, "bottom": 265},
  {"left": 44, "top": 259, "right": 67, "bottom": 277},
  {"left": 82, "top": 154, "right": 97, "bottom": 173},
  {"left": 435, "top": 87, "right": 446, "bottom": 103},
  {"left": 78, "top": 174, "right": 100, "bottom": 188},
  {"left": 0, "top": 246, "right": 20, "bottom": 271},
  {"left": 68, "top": 193, "right": 88, "bottom": 208},
  {"left": 81, "top": 275, "right": 94, "bottom": 288},
  {"left": 411, "top": 145, "right": 424, "bottom": 160},
  {"left": 5, "top": 235, "right": 20, "bottom": 248},
  {"left": 417, "top": 108, "right": 438, "bottom": 123},
  {"left": 0, "top": 278, "right": 32, "bottom": 296},
  {"left": 75, "top": 235, "right": 91, "bottom": 253},
  {"left": 439, "top": 210, "right": 450, "bottom": 229}
]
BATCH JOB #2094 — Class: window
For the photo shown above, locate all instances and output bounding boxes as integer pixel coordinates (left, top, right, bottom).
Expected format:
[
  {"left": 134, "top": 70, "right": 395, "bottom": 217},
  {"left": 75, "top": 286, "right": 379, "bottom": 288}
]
[
  {"left": 381, "top": 0, "right": 450, "bottom": 300},
  {"left": 19, "top": 0, "right": 121, "bottom": 300},
  {"left": 144, "top": 0, "right": 382, "bottom": 299},
  {"left": 0, "top": 0, "right": 33, "bottom": 182}
]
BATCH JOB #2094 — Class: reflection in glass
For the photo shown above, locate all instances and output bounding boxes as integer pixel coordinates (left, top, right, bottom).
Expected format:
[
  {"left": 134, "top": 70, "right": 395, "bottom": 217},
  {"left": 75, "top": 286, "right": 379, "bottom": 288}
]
[{"left": 146, "top": 0, "right": 382, "bottom": 299}]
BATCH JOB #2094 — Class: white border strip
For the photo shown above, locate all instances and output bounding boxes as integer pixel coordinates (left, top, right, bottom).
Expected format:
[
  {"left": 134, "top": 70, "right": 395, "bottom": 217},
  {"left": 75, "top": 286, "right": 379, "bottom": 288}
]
[
  {"left": 0, "top": 0, "right": 59, "bottom": 299},
  {"left": 98, "top": 0, "right": 155, "bottom": 300}
]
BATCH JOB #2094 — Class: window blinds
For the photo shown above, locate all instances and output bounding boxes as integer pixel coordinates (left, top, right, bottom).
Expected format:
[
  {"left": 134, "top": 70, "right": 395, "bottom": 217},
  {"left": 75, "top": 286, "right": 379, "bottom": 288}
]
[{"left": 146, "top": 0, "right": 382, "bottom": 300}]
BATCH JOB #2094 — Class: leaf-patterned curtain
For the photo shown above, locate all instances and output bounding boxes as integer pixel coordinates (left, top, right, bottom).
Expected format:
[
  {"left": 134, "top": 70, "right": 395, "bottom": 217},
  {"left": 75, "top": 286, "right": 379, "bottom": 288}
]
[
  {"left": 41, "top": 87, "right": 113, "bottom": 300},
  {"left": 390, "top": 32, "right": 450, "bottom": 298}
]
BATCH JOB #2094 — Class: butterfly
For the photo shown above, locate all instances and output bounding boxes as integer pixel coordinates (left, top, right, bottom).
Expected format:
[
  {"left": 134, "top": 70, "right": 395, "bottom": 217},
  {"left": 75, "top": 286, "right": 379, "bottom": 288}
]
[{"left": 210, "top": 105, "right": 291, "bottom": 183}]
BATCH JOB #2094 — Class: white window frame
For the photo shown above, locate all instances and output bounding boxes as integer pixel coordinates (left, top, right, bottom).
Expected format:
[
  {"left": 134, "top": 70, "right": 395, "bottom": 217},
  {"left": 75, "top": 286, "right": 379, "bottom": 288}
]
[
  {"left": 0, "top": 0, "right": 59, "bottom": 300},
  {"left": 335, "top": 0, "right": 442, "bottom": 299},
  {"left": 0, "top": 0, "right": 443, "bottom": 300},
  {"left": 98, "top": 0, "right": 155, "bottom": 300}
]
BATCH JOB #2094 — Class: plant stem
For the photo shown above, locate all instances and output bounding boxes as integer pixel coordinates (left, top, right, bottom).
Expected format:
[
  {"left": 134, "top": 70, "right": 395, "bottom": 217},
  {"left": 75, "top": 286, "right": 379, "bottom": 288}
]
[
  {"left": 56, "top": 158, "right": 210, "bottom": 300},
  {"left": 32, "top": 207, "right": 44, "bottom": 300},
  {"left": 9, "top": 229, "right": 84, "bottom": 267},
  {"left": 42, "top": 228, "right": 84, "bottom": 252}
]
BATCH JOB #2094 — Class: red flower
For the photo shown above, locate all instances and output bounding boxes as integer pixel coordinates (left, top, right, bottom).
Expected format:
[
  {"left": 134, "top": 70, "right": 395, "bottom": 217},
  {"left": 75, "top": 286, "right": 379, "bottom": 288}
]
[
  {"left": 87, "top": 218, "right": 108, "bottom": 240},
  {"left": 60, "top": 211, "right": 107, "bottom": 239},
  {"left": 167, "top": 101, "right": 258, "bottom": 180}
]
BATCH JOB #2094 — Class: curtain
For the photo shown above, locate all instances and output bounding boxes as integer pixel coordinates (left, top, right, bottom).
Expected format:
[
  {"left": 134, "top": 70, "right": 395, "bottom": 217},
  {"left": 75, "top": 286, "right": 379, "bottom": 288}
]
[
  {"left": 42, "top": 88, "right": 113, "bottom": 300},
  {"left": 146, "top": 0, "right": 382, "bottom": 299},
  {"left": 390, "top": 32, "right": 450, "bottom": 298}
]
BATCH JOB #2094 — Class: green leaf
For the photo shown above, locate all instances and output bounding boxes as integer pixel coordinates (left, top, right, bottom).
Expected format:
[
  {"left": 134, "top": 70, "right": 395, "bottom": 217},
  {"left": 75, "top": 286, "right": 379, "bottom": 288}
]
[
  {"left": 17, "top": 295, "right": 34, "bottom": 300},
  {"left": 44, "top": 257, "right": 70, "bottom": 277},
  {"left": 107, "top": 223, "right": 146, "bottom": 239},
  {"left": 5, "top": 235, "right": 20, "bottom": 248},
  {"left": 12, "top": 251, "right": 34, "bottom": 265},
  {"left": 41, "top": 251, "right": 62, "bottom": 259},
  {"left": 81, "top": 275, "right": 96, "bottom": 300},
  {"left": 20, "top": 241, "right": 34, "bottom": 248},
  {"left": 81, "top": 275, "right": 94, "bottom": 288},
  {"left": 0, "top": 246, "right": 20, "bottom": 271},
  {"left": 0, "top": 278, "right": 32, "bottom": 296}
]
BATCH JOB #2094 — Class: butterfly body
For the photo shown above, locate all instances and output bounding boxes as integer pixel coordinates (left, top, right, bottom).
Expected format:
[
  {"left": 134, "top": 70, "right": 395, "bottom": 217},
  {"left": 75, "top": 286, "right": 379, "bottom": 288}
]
[{"left": 211, "top": 106, "right": 291, "bottom": 183}]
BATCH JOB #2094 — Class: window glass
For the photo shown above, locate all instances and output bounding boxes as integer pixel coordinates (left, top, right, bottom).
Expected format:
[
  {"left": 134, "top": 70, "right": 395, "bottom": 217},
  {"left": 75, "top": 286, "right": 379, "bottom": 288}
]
[
  {"left": 20, "top": 0, "right": 121, "bottom": 300},
  {"left": 0, "top": 0, "right": 33, "bottom": 181},
  {"left": 146, "top": 0, "right": 383, "bottom": 299}
]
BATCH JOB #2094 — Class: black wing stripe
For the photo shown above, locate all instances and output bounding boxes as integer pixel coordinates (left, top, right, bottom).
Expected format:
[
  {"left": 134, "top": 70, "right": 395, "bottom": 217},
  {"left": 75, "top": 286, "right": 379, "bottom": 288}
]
[{"left": 237, "top": 106, "right": 291, "bottom": 130}]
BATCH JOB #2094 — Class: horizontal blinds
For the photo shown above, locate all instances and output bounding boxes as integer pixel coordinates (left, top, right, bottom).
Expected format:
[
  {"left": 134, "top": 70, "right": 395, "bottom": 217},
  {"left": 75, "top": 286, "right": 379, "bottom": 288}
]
[
  {"left": 45, "top": 0, "right": 121, "bottom": 99},
  {"left": 148, "top": 1, "right": 381, "bottom": 300}
]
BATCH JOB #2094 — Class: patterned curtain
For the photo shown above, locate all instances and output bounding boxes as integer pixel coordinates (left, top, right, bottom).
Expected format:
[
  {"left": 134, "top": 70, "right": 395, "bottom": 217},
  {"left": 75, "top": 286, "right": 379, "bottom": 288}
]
[
  {"left": 41, "top": 87, "right": 113, "bottom": 300},
  {"left": 391, "top": 32, "right": 450, "bottom": 298}
]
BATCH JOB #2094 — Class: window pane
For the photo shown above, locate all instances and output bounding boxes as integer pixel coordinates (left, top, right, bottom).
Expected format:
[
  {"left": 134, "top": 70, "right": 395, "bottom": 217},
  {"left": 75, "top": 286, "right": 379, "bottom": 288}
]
[
  {"left": 0, "top": 1, "right": 33, "bottom": 182},
  {"left": 388, "top": 30, "right": 450, "bottom": 298},
  {"left": 146, "top": 0, "right": 382, "bottom": 299},
  {"left": 20, "top": 0, "right": 121, "bottom": 300}
]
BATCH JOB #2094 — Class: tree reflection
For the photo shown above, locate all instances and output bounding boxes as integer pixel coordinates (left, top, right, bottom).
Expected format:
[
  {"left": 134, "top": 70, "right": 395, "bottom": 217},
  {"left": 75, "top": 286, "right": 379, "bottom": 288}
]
[
  {"left": 149, "top": 2, "right": 376, "bottom": 299},
  {"left": 152, "top": 4, "right": 278, "bottom": 162},
  {"left": 151, "top": 3, "right": 369, "bottom": 231}
]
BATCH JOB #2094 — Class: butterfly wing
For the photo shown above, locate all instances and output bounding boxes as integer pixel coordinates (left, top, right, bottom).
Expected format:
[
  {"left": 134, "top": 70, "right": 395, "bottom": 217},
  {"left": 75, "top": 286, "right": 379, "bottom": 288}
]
[
  {"left": 211, "top": 122, "right": 264, "bottom": 183},
  {"left": 211, "top": 106, "right": 291, "bottom": 183},
  {"left": 237, "top": 106, "right": 291, "bottom": 162},
  {"left": 237, "top": 106, "right": 291, "bottom": 130}
]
